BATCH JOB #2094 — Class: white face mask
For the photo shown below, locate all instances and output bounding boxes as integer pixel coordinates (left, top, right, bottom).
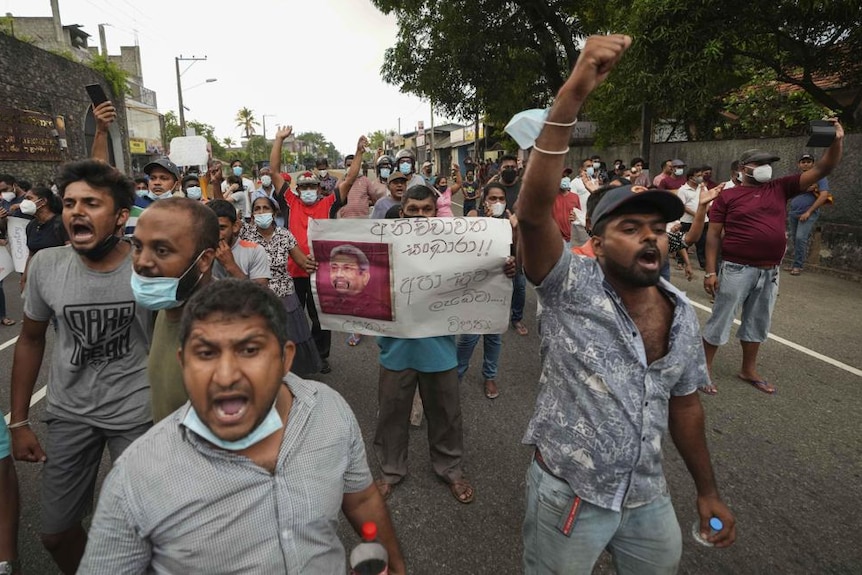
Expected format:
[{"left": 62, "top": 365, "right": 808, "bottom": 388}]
[
  {"left": 261, "top": 175, "right": 272, "bottom": 187},
  {"left": 1, "top": 191, "right": 14, "bottom": 203},
  {"left": 317, "top": 170, "right": 328, "bottom": 179},
  {"left": 489, "top": 202, "right": 506, "bottom": 217},
  {"left": 751, "top": 164, "right": 773, "bottom": 183},
  {"left": 674, "top": 168, "right": 684, "bottom": 176},
  {"left": 20, "top": 198, "right": 39, "bottom": 215},
  {"left": 185, "top": 186, "right": 202, "bottom": 200}
]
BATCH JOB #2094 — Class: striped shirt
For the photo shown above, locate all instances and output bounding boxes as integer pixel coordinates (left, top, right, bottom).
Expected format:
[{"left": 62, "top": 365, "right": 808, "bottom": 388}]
[{"left": 78, "top": 374, "right": 373, "bottom": 574}]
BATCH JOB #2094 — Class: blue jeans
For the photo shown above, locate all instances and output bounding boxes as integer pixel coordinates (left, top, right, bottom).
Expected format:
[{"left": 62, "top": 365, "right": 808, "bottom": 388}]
[
  {"left": 457, "top": 333, "right": 502, "bottom": 380},
  {"left": 511, "top": 269, "right": 526, "bottom": 323},
  {"left": 523, "top": 458, "right": 681, "bottom": 574},
  {"left": 787, "top": 211, "right": 819, "bottom": 269},
  {"left": 660, "top": 259, "right": 671, "bottom": 282}
]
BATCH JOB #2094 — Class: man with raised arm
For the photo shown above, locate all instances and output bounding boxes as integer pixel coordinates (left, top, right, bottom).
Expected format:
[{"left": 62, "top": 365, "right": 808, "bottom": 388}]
[{"left": 515, "top": 35, "right": 735, "bottom": 574}]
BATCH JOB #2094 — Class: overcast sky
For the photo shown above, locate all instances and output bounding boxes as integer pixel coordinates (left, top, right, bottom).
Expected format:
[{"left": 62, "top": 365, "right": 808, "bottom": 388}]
[{"left": 3, "top": 0, "right": 456, "bottom": 154}]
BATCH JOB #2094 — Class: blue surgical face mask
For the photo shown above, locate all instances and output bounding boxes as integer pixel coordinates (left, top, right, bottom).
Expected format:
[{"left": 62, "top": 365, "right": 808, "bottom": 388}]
[
  {"left": 504, "top": 108, "right": 549, "bottom": 149},
  {"left": 186, "top": 186, "right": 202, "bottom": 200},
  {"left": 182, "top": 397, "right": 283, "bottom": 451},
  {"left": 135, "top": 188, "right": 149, "bottom": 198},
  {"left": 586, "top": 167, "right": 595, "bottom": 177},
  {"left": 398, "top": 161, "right": 412, "bottom": 175},
  {"left": 232, "top": 166, "right": 243, "bottom": 177},
  {"left": 148, "top": 191, "right": 173, "bottom": 201},
  {"left": 130, "top": 251, "right": 205, "bottom": 310},
  {"left": 560, "top": 177, "right": 572, "bottom": 190},
  {"left": 254, "top": 213, "right": 274, "bottom": 229},
  {"left": 379, "top": 167, "right": 391, "bottom": 180},
  {"left": 300, "top": 190, "right": 318, "bottom": 204}
]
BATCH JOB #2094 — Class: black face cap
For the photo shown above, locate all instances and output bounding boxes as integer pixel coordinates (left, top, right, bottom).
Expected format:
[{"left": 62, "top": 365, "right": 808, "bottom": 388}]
[
  {"left": 739, "top": 149, "right": 780, "bottom": 165},
  {"left": 591, "top": 185, "right": 685, "bottom": 228}
]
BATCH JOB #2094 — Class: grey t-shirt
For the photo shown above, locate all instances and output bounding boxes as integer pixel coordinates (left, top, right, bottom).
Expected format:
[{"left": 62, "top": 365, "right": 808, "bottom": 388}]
[
  {"left": 212, "top": 239, "right": 272, "bottom": 281},
  {"left": 24, "top": 246, "right": 153, "bottom": 428}
]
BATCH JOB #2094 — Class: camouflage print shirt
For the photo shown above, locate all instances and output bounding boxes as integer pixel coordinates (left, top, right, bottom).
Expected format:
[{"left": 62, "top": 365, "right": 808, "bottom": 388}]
[{"left": 523, "top": 250, "right": 705, "bottom": 511}]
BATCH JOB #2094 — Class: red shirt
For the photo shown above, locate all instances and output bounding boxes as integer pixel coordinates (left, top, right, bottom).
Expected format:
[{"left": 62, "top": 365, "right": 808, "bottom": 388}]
[
  {"left": 658, "top": 175, "right": 687, "bottom": 191},
  {"left": 552, "top": 192, "right": 580, "bottom": 241},
  {"left": 708, "top": 174, "right": 802, "bottom": 267},
  {"left": 285, "top": 192, "right": 337, "bottom": 278}
]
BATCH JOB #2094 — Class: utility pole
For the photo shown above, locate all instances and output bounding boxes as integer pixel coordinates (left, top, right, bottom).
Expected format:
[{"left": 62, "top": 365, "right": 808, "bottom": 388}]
[
  {"left": 429, "top": 99, "right": 435, "bottom": 168},
  {"left": 175, "top": 55, "right": 207, "bottom": 136},
  {"left": 98, "top": 24, "right": 108, "bottom": 56}
]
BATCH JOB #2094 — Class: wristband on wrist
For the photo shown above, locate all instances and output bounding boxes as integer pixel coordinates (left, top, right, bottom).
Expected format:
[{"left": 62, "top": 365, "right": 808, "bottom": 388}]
[
  {"left": 704, "top": 272, "right": 716, "bottom": 278},
  {"left": 7, "top": 419, "right": 30, "bottom": 429}
]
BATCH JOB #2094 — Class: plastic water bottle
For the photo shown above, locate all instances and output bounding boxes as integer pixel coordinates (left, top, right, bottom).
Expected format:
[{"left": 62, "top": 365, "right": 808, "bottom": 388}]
[
  {"left": 692, "top": 517, "right": 724, "bottom": 547},
  {"left": 350, "top": 522, "right": 388, "bottom": 575}
]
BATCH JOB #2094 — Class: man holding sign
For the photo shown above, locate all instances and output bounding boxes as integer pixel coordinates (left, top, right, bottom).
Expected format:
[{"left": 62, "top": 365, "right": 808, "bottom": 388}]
[
  {"left": 373, "top": 184, "right": 516, "bottom": 505},
  {"left": 515, "top": 35, "right": 736, "bottom": 572}
]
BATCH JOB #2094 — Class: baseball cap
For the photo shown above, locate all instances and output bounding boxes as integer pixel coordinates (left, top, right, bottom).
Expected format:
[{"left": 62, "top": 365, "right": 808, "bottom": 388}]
[
  {"left": 798, "top": 153, "right": 815, "bottom": 162},
  {"left": 144, "top": 157, "right": 181, "bottom": 180},
  {"left": 387, "top": 171, "right": 408, "bottom": 183},
  {"left": 422, "top": 161, "right": 433, "bottom": 169},
  {"left": 670, "top": 159, "right": 686, "bottom": 167},
  {"left": 740, "top": 149, "right": 780, "bottom": 165},
  {"left": 591, "top": 185, "right": 684, "bottom": 228}
]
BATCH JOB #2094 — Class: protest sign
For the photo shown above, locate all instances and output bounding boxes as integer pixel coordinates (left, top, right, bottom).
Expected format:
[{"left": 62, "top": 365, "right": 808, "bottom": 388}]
[
  {"left": 6, "top": 216, "right": 29, "bottom": 273},
  {"left": 308, "top": 217, "right": 513, "bottom": 338},
  {"left": 168, "top": 136, "right": 208, "bottom": 167},
  {"left": 0, "top": 245, "right": 13, "bottom": 281}
]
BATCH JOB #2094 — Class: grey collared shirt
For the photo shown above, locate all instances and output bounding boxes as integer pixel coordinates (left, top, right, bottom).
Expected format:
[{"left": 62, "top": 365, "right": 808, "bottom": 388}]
[
  {"left": 79, "top": 374, "right": 373, "bottom": 574},
  {"left": 523, "top": 250, "right": 705, "bottom": 511}
]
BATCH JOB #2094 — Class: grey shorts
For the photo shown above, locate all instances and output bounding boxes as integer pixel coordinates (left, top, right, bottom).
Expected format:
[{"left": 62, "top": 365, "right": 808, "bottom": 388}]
[
  {"left": 702, "top": 261, "right": 779, "bottom": 346},
  {"left": 41, "top": 418, "right": 151, "bottom": 534}
]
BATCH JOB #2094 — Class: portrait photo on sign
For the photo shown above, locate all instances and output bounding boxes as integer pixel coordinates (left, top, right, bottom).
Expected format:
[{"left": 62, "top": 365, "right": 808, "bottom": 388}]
[{"left": 312, "top": 240, "right": 395, "bottom": 322}]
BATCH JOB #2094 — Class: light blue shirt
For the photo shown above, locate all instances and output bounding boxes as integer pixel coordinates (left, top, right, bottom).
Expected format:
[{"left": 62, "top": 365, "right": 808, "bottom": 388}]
[
  {"left": 523, "top": 250, "right": 705, "bottom": 511},
  {"left": 0, "top": 417, "right": 11, "bottom": 459}
]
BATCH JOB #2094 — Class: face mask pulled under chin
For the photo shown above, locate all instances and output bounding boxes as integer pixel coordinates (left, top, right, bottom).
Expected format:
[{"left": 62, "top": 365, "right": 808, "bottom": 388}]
[
  {"left": 75, "top": 233, "right": 121, "bottom": 261},
  {"left": 182, "top": 397, "right": 284, "bottom": 451},
  {"left": 130, "top": 251, "right": 206, "bottom": 310}
]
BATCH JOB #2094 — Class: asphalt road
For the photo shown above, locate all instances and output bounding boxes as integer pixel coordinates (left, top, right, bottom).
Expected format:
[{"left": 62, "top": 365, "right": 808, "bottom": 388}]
[{"left": 2, "top": 235, "right": 861, "bottom": 574}]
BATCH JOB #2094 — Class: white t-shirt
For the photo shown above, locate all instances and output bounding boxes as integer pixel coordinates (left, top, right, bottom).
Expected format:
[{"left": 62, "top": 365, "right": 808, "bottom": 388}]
[
  {"left": 222, "top": 177, "right": 256, "bottom": 218},
  {"left": 571, "top": 176, "right": 596, "bottom": 214},
  {"left": 676, "top": 182, "right": 706, "bottom": 224}
]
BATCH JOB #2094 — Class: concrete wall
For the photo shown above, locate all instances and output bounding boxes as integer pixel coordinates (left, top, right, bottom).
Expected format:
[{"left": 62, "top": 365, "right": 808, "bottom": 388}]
[
  {"left": 566, "top": 134, "right": 862, "bottom": 277},
  {"left": 0, "top": 32, "right": 130, "bottom": 184}
]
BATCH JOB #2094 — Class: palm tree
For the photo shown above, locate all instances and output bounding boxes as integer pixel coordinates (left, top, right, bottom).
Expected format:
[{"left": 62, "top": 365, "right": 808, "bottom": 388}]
[
  {"left": 223, "top": 137, "right": 235, "bottom": 148},
  {"left": 235, "top": 108, "right": 260, "bottom": 140}
]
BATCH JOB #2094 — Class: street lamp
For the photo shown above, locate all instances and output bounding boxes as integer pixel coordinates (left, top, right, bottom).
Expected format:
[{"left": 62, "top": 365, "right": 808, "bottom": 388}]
[{"left": 175, "top": 55, "right": 209, "bottom": 136}]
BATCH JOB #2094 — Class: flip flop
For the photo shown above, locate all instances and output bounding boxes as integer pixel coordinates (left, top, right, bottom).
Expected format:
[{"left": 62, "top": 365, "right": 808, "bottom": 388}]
[
  {"left": 448, "top": 479, "right": 475, "bottom": 504},
  {"left": 738, "top": 375, "right": 776, "bottom": 394},
  {"left": 1, "top": 318, "right": 15, "bottom": 326},
  {"left": 484, "top": 379, "right": 499, "bottom": 399},
  {"left": 347, "top": 333, "right": 361, "bottom": 346},
  {"left": 698, "top": 384, "right": 718, "bottom": 396}
]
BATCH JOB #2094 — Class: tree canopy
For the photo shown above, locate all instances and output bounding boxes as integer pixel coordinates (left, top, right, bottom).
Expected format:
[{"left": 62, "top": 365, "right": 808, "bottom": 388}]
[{"left": 375, "top": 0, "right": 861, "bottom": 145}]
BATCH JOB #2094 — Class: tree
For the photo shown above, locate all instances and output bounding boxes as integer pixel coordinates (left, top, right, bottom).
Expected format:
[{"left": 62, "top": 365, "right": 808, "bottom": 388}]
[
  {"left": 163, "top": 111, "right": 182, "bottom": 144},
  {"left": 371, "top": 0, "right": 584, "bottom": 128},
  {"left": 235, "top": 107, "right": 259, "bottom": 140},
  {"left": 222, "top": 137, "right": 235, "bottom": 148},
  {"left": 296, "top": 131, "right": 338, "bottom": 165}
]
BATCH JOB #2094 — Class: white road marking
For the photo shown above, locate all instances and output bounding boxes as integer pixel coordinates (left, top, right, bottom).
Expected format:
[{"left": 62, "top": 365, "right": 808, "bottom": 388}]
[
  {"left": 0, "top": 336, "right": 18, "bottom": 351},
  {"left": 688, "top": 300, "right": 862, "bottom": 378},
  {"left": 4, "top": 386, "right": 48, "bottom": 424}
]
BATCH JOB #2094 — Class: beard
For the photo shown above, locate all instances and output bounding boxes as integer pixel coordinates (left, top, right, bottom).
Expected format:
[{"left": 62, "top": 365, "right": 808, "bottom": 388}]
[{"left": 601, "top": 247, "right": 663, "bottom": 288}]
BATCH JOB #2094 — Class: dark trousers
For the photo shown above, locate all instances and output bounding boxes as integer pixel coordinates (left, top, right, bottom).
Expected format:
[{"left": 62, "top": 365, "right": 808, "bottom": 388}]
[
  {"left": 373, "top": 366, "right": 464, "bottom": 485},
  {"left": 293, "top": 276, "right": 331, "bottom": 359},
  {"left": 680, "top": 221, "right": 708, "bottom": 268}
]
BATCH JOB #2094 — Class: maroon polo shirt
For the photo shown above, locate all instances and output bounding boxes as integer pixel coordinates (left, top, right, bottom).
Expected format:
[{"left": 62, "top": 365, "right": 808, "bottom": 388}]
[
  {"left": 658, "top": 175, "right": 687, "bottom": 191},
  {"left": 708, "top": 174, "right": 802, "bottom": 267}
]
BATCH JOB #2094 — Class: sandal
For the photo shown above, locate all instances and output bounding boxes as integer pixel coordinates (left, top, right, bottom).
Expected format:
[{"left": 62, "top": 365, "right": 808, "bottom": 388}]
[
  {"left": 738, "top": 375, "right": 776, "bottom": 394},
  {"left": 484, "top": 379, "right": 499, "bottom": 399},
  {"left": 1, "top": 318, "right": 15, "bottom": 326},
  {"left": 448, "top": 479, "right": 475, "bottom": 504},
  {"left": 789, "top": 268, "right": 802, "bottom": 276},
  {"left": 512, "top": 321, "right": 528, "bottom": 336},
  {"left": 375, "top": 478, "right": 397, "bottom": 500},
  {"left": 347, "top": 333, "right": 362, "bottom": 346},
  {"left": 698, "top": 384, "right": 718, "bottom": 396}
]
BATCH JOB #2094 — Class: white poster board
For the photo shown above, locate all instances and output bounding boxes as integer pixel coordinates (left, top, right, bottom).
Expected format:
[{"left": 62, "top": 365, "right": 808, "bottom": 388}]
[
  {"left": 308, "top": 218, "right": 513, "bottom": 338},
  {"left": 0, "top": 246, "right": 13, "bottom": 281},
  {"left": 6, "top": 216, "right": 29, "bottom": 273},
  {"left": 168, "top": 136, "right": 208, "bottom": 167}
]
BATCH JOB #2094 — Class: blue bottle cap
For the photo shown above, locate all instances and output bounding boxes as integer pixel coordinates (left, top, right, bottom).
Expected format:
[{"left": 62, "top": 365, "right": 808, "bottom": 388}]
[{"left": 709, "top": 517, "right": 723, "bottom": 531}]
